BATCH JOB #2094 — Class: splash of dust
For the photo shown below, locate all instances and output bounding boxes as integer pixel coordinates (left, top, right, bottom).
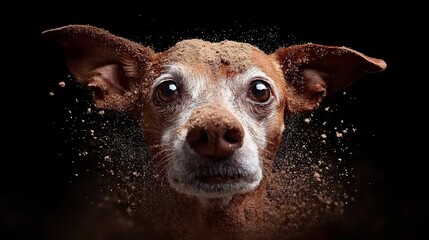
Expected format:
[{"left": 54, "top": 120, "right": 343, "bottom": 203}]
[
  {"left": 267, "top": 111, "right": 354, "bottom": 238},
  {"left": 49, "top": 26, "right": 359, "bottom": 239}
]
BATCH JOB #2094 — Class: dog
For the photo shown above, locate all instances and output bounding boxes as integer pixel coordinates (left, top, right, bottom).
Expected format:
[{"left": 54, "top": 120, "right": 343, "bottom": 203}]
[{"left": 43, "top": 25, "right": 386, "bottom": 239}]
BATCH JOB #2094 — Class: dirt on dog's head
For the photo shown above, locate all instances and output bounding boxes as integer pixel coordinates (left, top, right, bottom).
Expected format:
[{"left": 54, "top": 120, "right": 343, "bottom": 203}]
[{"left": 43, "top": 25, "right": 386, "bottom": 239}]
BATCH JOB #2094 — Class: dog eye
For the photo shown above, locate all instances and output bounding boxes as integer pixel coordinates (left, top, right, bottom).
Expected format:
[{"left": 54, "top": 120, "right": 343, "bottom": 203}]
[
  {"left": 247, "top": 80, "right": 271, "bottom": 103},
  {"left": 156, "top": 81, "right": 179, "bottom": 103}
]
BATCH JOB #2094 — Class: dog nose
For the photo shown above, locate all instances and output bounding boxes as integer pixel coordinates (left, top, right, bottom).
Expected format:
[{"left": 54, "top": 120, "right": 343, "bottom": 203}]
[{"left": 186, "top": 107, "right": 244, "bottom": 161}]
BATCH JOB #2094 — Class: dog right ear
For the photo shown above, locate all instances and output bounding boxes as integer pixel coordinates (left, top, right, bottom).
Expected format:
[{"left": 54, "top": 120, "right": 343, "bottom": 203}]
[
  {"left": 42, "top": 25, "right": 155, "bottom": 111},
  {"left": 272, "top": 44, "right": 386, "bottom": 112}
]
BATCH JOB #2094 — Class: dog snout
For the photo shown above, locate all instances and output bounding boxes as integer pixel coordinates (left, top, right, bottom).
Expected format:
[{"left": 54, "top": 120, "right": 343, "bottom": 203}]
[{"left": 186, "top": 106, "right": 244, "bottom": 161}]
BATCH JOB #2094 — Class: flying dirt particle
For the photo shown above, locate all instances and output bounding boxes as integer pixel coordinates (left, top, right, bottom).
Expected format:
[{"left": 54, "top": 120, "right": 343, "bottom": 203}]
[
  {"left": 342, "top": 129, "right": 348, "bottom": 134},
  {"left": 324, "top": 107, "right": 330, "bottom": 112},
  {"left": 75, "top": 173, "right": 79, "bottom": 177},
  {"left": 99, "top": 110, "right": 105, "bottom": 115},
  {"left": 58, "top": 81, "right": 66, "bottom": 88},
  {"left": 132, "top": 172, "right": 141, "bottom": 177},
  {"left": 87, "top": 108, "right": 92, "bottom": 114},
  {"left": 49, "top": 92, "right": 54, "bottom": 96},
  {"left": 352, "top": 128, "right": 357, "bottom": 132},
  {"left": 79, "top": 151, "right": 88, "bottom": 157},
  {"left": 336, "top": 132, "right": 343, "bottom": 138},
  {"left": 343, "top": 193, "right": 349, "bottom": 199},
  {"left": 110, "top": 170, "right": 115, "bottom": 176},
  {"left": 126, "top": 207, "right": 133, "bottom": 215},
  {"left": 104, "top": 155, "right": 111, "bottom": 161},
  {"left": 321, "top": 134, "right": 327, "bottom": 139},
  {"left": 338, "top": 158, "right": 342, "bottom": 162},
  {"left": 313, "top": 172, "right": 321, "bottom": 181},
  {"left": 304, "top": 118, "right": 311, "bottom": 123}
]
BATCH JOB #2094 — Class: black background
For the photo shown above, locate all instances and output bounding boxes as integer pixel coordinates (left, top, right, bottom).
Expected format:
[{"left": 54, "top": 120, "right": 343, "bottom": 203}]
[{"left": 3, "top": 9, "right": 425, "bottom": 240}]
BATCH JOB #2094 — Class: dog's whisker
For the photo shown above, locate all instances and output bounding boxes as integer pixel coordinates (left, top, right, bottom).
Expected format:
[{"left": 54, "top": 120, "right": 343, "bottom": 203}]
[
  {"left": 158, "top": 159, "right": 172, "bottom": 180},
  {"left": 152, "top": 154, "right": 173, "bottom": 182},
  {"left": 147, "top": 143, "right": 165, "bottom": 150},
  {"left": 151, "top": 149, "right": 173, "bottom": 163}
]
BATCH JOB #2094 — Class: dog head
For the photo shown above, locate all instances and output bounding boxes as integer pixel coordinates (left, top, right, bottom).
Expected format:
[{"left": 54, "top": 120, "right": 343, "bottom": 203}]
[{"left": 43, "top": 25, "right": 386, "bottom": 200}]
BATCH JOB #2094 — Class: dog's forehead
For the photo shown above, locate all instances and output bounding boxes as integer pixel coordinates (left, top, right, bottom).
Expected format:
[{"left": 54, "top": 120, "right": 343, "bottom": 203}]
[{"left": 161, "top": 39, "right": 272, "bottom": 76}]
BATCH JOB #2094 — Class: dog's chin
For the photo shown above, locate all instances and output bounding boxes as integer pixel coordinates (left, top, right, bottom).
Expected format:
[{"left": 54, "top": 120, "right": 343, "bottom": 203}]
[{"left": 168, "top": 166, "right": 263, "bottom": 199}]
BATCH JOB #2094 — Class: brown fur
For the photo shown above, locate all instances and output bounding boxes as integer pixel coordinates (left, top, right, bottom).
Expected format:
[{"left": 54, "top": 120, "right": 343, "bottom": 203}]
[{"left": 43, "top": 25, "right": 386, "bottom": 240}]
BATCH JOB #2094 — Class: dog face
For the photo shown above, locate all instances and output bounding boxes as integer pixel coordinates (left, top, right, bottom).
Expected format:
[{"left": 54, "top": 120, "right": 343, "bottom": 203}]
[
  {"left": 43, "top": 25, "right": 386, "bottom": 200},
  {"left": 151, "top": 40, "right": 287, "bottom": 198}
]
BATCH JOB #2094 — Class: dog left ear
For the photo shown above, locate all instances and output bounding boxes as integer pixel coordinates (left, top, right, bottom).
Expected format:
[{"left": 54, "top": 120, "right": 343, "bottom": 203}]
[
  {"left": 42, "top": 25, "right": 155, "bottom": 111},
  {"left": 272, "top": 44, "right": 386, "bottom": 112}
]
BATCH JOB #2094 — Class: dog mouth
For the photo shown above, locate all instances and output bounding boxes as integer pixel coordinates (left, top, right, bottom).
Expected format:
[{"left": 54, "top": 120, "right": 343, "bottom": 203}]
[
  {"left": 170, "top": 166, "right": 261, "bottom": 198},
  {"left": 196, "top": 175, "right": 243, "bottom": 184},
  {"left": 192, "top": 168, "right": 254, "bottom": 184}
]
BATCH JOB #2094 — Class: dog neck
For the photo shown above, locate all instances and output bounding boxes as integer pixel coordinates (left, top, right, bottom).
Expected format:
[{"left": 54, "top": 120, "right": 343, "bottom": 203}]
[{"left": 171, "top": 177, "right": 271, "bottom": 240}]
